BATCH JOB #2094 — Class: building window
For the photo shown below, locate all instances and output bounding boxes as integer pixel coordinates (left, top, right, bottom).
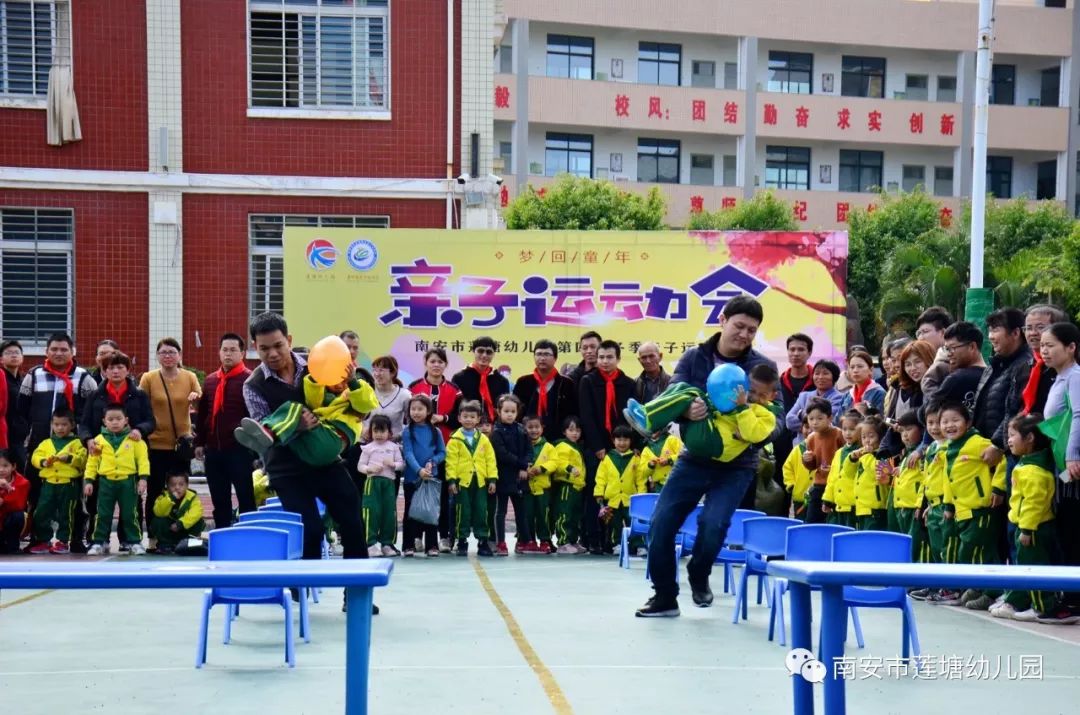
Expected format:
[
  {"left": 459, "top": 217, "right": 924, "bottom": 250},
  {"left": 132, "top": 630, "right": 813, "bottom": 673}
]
[
  {"left": 723, "top": 62, "right": 738, "bottom": 90},
  {"left": 691, "top": 60, "right": 715, "bottom": 89},
  {"left": 497, "top": 140, "right": 512, "bottom": 173},
  {"left": 638, "top": 42, "right": 680, "bottom": 86},
  {"left": 841, "top": 55, "right": 885, "bottom": 98},
  {"left": 1, "top": 208, "right": 73, "bottom": 344},
  {"left": 990, "top": 64, "right": 1015, "bottom": 106},
  {"left": 248, "top": 214, "right": 389, "bottom": 319},
  {"left": 722, "top": 155, "right": 737, "bottom": 186},
  {"left": 545, "top": 34, "right": 593, "bottom": 80},
  {"left": 1036, "top": 160, "right": 1056, "bottom": 200},
  {"left": 905, "top": 75, "right": 928, "bottom": 101},
  {"left": 1041, "top": 67, "right": 1060, "bottom": 107},
  {"left": 637, "top": 138, "right": 680, "bottom": 183},
  {"left": 934, "top": 166, "right": 953, "bottom": 197},
  {"left": 497, "top": 44, "right": 513, "bottom": 74},
  {"left": 765, "top": 146, "right": 810, "bottom": 190},
  {"left": 249, "top": 0, "right": 389, "bottom": 112},
  {"left": 901, "top": 165, "right": 925, "bottom": 192},
  {"left": 545, "top": 133, "right": 592, "bottom": 178},
  {"left": 839, "top": 150, "right": 883, "bottom": 192},
  {"left": 767, "top": 51, "right": 812, "bottom": 94},
  {"left": 986, "top": 156, "right": 1013, "bottom": 198},
  {"left": 0, "top": 0, "right": 68, "bottom": 99},
  {"left": 689, "top": 154, "right": 714, "bottom": 185},
  {"left": 937, "top": 76, "right": 957, "bottom": 103}
]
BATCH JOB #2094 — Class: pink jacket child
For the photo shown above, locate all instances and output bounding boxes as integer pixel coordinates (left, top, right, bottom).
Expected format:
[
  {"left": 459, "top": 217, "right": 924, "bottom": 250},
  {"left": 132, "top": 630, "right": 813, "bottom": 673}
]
[{"left": 358, "top": 440, "right": 404, "bottom": 479}]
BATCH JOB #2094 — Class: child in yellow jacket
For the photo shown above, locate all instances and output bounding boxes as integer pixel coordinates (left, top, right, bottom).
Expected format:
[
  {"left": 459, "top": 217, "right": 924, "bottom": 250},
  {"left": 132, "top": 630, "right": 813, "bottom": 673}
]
[
  {"left": 783, "top": 417, "right": 814, "bottom": 520},
  {"left": 446, "top": 401, "right": 498, "bottom": 556},
  {"left": 525, "top": 415, "right": 559, "bottom": 554},
  {"left": 994, "top": 415, "right": 1069, "bottom": 622},
  {"left": 843, "top": 416, "right": 889, "bottom": 531},
  {"left": 83, "top": 404, "right": 150, "bottom": 555},
  {"left": 638, "top": 427, "right": 681, "bottom": 493},
  {"left": 594, "top": 426, "right": 642, "bottom": 554},
  {"left": 552, "top": 416, "right": 586, "bottom": 554},
  {"left": 28, "top": 408, "right": 87, "bottom": 554},
  {"left": 821, "top": 410, "right": 862, "bottom": 528},
  {"left": 150, "top": 472, "right": 206, "bottom": 553},
  {"left": 881, "top": 412, "right": 931, "bottom": 561}
]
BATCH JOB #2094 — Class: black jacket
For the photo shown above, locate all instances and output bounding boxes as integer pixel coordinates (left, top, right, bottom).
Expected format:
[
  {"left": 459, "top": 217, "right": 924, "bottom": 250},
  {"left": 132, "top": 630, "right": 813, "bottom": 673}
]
[
  {"left": 512, "top": 372, "right": 577, "bottom": 442},
  {"left": 489, "top": 421, "right": 531, "bottom": 495},
  {"left": 451, "top": 366, "right": 511, "bottom": 420},
  {"left": 578, "top": 369, "right": 636, "bottom": 454},
  {"left": 80, "top": 377, "right": 157, "bottom": 442},
  {"left": 4, "top": 369, "right": 29, "bottom": 449},
  {"left": 974, "top": 344, "right": 1032, "bottom": 449}
]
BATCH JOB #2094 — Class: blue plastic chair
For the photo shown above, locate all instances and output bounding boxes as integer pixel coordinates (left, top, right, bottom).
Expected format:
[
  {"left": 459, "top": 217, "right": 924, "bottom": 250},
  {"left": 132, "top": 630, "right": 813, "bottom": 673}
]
[
  {"left": 195, "top": 527, "right": 296, "bottom": 668},
  {"left": 230, "top": 519, "right": 310, "bottom": 639},
  {"left": 769, "top": 524, "right": 858, "bottom": 647},
  {"left": 716, "top": 508, "right": 766, "bottom": 595},
  {"left": 832, "top": 531, "right": 921, "bottom": 659},
  {"left": 620, "top": 493, "right": 659, "bottom": 569},
  {"left": 239, "top": 510, "right": 302, "bottom": 524},
  {"left": 258, "top": 504, "right": 284, "bottom": 512},
  {"left": 264, "top": 496, "right": 282, "bottom": 507},
  {"left": 732, "top": 517, "right": 801, "bottom": 624}
]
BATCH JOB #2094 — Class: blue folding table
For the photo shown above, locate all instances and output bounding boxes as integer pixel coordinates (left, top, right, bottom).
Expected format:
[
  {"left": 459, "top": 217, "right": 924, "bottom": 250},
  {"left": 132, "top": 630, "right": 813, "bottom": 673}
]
[
  {"left": 765, "top": 561, "right": 1080, "bottom": 715},
  {"left": 0, "top": 559, "right": 393, "bottom": 715}
]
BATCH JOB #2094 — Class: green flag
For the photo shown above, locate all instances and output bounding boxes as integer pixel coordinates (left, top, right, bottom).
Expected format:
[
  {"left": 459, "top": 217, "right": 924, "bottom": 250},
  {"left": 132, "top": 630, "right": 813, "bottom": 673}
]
[{"left": 1038, "top": 395, "right": 1073, "bottom": 473}]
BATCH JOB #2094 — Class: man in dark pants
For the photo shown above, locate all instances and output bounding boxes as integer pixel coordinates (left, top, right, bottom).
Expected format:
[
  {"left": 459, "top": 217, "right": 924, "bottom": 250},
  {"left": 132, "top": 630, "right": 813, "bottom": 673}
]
[
  {"left": 775, "top": 333, "right": 815, "bottom": 515},
  {"left": 512, "top": 339, "right": 577, "bottom": 442},
  {"left": 242, "top": 313, "right": 374, "bottom": 613},
  {"left": 194, "top": 333, "right": 255, "bottom": 529},
  {"left": 638, "top": 296, "right": 778, "bottom": 617}
]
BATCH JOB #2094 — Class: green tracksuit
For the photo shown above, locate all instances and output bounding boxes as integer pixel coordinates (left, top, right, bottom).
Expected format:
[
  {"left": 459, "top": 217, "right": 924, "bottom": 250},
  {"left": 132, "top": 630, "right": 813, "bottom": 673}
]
[
  {"left": 456, "top": 482, "right": 490, "bottom": 540},
  {"left": 895, "top": 507, "right": 932, "bottom": 563},
  {"left": 363, "top": 476, "right": 399, "bottom": 546},
  {"left": 1003, "top": 522, "right": 1063, "bottom": 613},
  {"left": 33, "top": 481, "right": 79, "bottom": 543},
  {"left": 530, "top": 491, "right": 551, "bottom": 542},
  {"left": 262, "top": 401, "right": 346, "bottom": 467},
  {"left": 554, "top": 483, "right": 582, "bottom": 545},
  {"left": 93, "top": 476, "right": 142, "bottom": 545}
]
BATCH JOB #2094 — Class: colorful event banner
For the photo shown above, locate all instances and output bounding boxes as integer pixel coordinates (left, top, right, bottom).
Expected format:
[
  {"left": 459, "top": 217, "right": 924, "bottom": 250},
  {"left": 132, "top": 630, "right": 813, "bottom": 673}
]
[{"left": 283, "top": 229, "right": 849, "bottom": 385}]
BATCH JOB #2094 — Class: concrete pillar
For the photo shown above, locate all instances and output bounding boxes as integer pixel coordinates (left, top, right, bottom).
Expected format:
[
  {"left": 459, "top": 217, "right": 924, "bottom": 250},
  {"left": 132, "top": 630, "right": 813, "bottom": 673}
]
[
  {"left": 1063, "top": 9, "right": 1080, "bottom": 211},
  {"left": 512, "top": 18, "right": 530, "bottom": 188},
  {"left": 957, "top": 50, "right": 976, "bottom": 198},
  {"left": 738, "top": 36, "right": 758, "bottom": 199}
]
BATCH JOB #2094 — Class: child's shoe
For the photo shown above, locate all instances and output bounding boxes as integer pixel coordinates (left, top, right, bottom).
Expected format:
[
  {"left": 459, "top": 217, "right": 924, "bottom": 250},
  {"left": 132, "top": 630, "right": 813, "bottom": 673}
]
[
  {"left": 496, "top": 541, "right": 510, "bottom": 556},
  {"left": 234, "top": 417, "right": 275, "bottom": 455},
  {"left": 512, "top": 540, "right": 524, "bottom": 555},
  {"left": 403, "top": 549, "right": 415, "bottom": 557},
  {"left": 522, "top": 541, "right": 541, "bottom": 554},
  {"left": 118, "top": 543, "right": 131, "bottom": 553},
  {"left": 456, "top": 539, "right": 468, "bottom": 556},
  {"left": 439, "top": 538, "right": 451, "bottom": 553},
  {"left": 927, "top": 589, "right": 961, "bottom": 605},
  {"left": 990, "top": 603, "right": 1018, "bottom": 619},
  {"left": 477, "top": 540, "right": 494, "bottom": 557},
  {"left": 128, "top": 543, "right": 147, "bottom": 555},
  {"left": 27, "top": 542, "right": 51, "bottom": 555},
  {"left": 908, "top": 588, "right": 934, "bottom": 601},
  {"left": 959, "top": 588, "right": 981, "bottom": 605},
  {"left": 623, "top": 399, "right": 651, "bottom": 438},
  {"left": 1036, "top": 608, "right": 1080, "bottom": 625},
  {"left": 1011, "top": 608, "right": 1040, "bottom": 622},
  {"left": 367, "top": 544, "right": 383, "bottom": 558},
  {"left": 573, "top": 544, "right": 589, "bottom": 554},
  {"left": 381, "top": 544, "right": 401, "bottom": 557},
  {"left": 426, "top": 548, "right": 440, "bottom": 557},
  {"left": 49, "top": 541, "right": 69, "bottom": 555},
  {"left": 86, "top": 543, "right": 107, "bottom": 556},
  {"left": 540, "top": 541, "right": 556, "bottom": 554},
  {"left": 556, "top": 544, "right": 576, "bottom": 554},
  {"left": 964, "top": 593, "right": 993, "bottom": 611}
]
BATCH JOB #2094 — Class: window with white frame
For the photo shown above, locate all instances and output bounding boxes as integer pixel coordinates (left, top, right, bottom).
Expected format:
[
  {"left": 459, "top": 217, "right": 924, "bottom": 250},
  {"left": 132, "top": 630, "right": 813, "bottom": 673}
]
[
  {"left": 249, "top": 0, "right": 389, "bottom": 113},
  {"left": 1, "top": 207, "right": 73, "bottom": 344},
  {"left": 249, "top": 214, "right": 389, "bottom": 319},
  {"left": 0, "top": 0, "right": 69, "bottom": 99}
]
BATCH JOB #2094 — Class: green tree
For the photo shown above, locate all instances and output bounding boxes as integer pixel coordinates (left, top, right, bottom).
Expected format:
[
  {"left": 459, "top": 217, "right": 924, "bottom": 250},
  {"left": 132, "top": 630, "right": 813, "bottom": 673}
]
[
  {"left": 877, "top": 229, "right": 968, "bottom": 332},
  {"left": 686, "top": 191, "right": 798, "bottom": 231},
  {"left": 504, "top": 174, "right": 666, "bottom": 230},
  {"left": 1021, "top": 223, "right": 1080, "bottom": 320}
]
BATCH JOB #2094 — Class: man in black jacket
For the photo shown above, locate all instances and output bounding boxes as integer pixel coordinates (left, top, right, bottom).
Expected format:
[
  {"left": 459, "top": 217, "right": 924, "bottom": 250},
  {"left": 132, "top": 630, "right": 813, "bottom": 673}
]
[
  {"left": 566, "top": 331, "right": 601, "bottom": 389},
  {"left": 1, "top": 339, "right": 29, "bottom": 468},
  {"left": 452, "top": 336, "right": 510, "bottom": 424},
  {"left": 512, "top": 339, "right": 576, "bottom": 441}
]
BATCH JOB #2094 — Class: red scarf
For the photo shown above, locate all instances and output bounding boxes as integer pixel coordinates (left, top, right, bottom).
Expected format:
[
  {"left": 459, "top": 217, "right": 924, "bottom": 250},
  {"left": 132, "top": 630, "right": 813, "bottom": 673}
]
[
  {"left": 853, "top": 379, "right": 872, "bottom": 404},
  {"left": 600, "top": 368, "right": 622, "bottom": 433},
  {"left": 105, "top": 379, "right": 128, "bottom": 406},
  {"left": 43, "top": 361, "right": 75, "bottom": 410},
  {"left": 212, "top": 363, "right": 247, "bottom": 429},
  {"left": 781, "top": 364, "right": 814, "bottom": 397},
  {"left": 473, "top": 364, "right": 496, "bottom": 421},
  {"left": 533, "top": 369, "right": 555, "bottom": 417},
  {"left": 1021, "top": 352, "right": 1044, "bottom": 415}
]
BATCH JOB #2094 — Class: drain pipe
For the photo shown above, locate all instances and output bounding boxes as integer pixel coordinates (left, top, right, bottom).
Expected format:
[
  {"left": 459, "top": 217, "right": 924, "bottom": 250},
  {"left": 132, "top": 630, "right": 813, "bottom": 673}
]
[{"left": 446, "top": 0, "right": 455, "bottom": 228}]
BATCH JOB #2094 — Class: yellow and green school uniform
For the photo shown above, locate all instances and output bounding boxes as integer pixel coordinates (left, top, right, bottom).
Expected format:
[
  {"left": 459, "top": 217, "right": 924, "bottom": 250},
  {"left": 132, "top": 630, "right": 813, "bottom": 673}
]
[
  {"left": 528, "top": 437, "right": 559, "bottom": 544},
  {"left": 30, "top": 435, "right": 87, "bottom": 544},
  {"left": 446, "top": 428, "right": 497, "bottom": 541},
  {"left": 782, "top": 443, "right": 814, "bottom": 521},
  {"left": 638, "top": 434, "right": 681, "bottom": 492},
  {"left": 553, "top": 439, "right": 586, "bottom": 546},
  {"left": 594, "top": 449, "right": 642, "bottom": 545},
  {"left": 85, "top": 429, "right": 151, "bottom": 546},
  {"left": 942, "top": 429, "right": 999, "bottom": 565},
  {"left": 921, "top": 441, "right": 950, "bottom": 563},
  {"left": 261, "top": 376, "right": 378, "bottom": 466},
  {"left": 1003, "top": 450, "right": 1061, "bottom": 614},
  {"left": 848, "top": 451, "right": 888, "bottom": 531},
  {"left": 822, "top": 444, "right": 858, "bottom": 528},
  {"left": 698, "top": 403, "right": 776, "bottom": 463},
  {"left": 891, "top": 447, "right": 931, "bottom": 562},
  {"left": 150, "top": 488, "right": 206, "bottom": 547}
]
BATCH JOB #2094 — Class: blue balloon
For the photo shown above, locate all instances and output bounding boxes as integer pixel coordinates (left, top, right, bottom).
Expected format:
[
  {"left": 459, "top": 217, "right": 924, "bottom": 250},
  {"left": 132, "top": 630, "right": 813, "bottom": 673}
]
[{"left": 707, "top": 363, "right": 749, "bottom": 413}]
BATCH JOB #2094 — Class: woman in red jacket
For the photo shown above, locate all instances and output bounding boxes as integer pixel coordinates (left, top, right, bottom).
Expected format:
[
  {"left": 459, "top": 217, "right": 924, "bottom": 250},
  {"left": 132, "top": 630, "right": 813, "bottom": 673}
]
[{"left": 408, "top": 348, "right": 462, "bottom": 552}]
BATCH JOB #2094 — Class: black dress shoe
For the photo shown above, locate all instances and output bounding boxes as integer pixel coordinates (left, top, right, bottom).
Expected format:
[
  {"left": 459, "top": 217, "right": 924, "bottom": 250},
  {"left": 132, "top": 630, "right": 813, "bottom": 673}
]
[
  {"left": 635, "top": 595, "right": 680, "bottom": 618},
  {"left": 690, "top": 581, "right": 714, "bottom": 608}
]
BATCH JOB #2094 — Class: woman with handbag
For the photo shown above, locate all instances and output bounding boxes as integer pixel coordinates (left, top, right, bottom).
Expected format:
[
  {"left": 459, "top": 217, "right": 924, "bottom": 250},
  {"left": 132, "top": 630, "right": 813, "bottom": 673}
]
[{"left": 139, "top": 338, "right": 201, "bottom": 541}]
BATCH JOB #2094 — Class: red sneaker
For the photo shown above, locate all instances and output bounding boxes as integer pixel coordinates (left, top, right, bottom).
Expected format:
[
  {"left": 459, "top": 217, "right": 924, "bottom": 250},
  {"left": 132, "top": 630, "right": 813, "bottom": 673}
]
[
  {"left": 539, "top": 541, "right": 556, "bottom": 554},
  {"left": 49, "top": 541, "right": 70, "bottom": 555},
  {"left": 496, "top": 541, "right": 509, "bottom": 556},
  {"left": 521, "top": 541, "right": 540, "bottom": 554},
  {"left": 513, "top": 541, "right": 525, "bottom": 554},
  {"left": 27, "top": 542, "right": 51, "bottom": 555}
]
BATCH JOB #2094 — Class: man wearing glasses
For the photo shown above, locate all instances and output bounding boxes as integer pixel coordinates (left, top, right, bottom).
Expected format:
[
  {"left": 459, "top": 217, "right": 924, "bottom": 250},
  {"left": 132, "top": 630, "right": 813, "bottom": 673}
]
[
  {"left": 512, "top": 340, "right": 576, "bottom": 441},
  {"left": 452, "top": 337, "right": 511, "bottom": 423},
  {"left": 914, "top": 306, "right": 954, "bottom": 407},
  {"left": 932, "top": 322, "right": 987, "bottom": 411},
  {"left": 1019, "top": 304, "right": 1068, "bottom": 415}
]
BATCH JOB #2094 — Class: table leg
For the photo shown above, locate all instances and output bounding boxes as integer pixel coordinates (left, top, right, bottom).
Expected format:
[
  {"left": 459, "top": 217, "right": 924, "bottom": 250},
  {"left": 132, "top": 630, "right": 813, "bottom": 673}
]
[
  {"left": 820, "top": 585, "right": 847, "bottom": 715},
  {"left": 789, "top": 582, "right": 814, "bottom": 715},
  {"left": 345, "top": 586, "right": 374, "bottom": 715}
]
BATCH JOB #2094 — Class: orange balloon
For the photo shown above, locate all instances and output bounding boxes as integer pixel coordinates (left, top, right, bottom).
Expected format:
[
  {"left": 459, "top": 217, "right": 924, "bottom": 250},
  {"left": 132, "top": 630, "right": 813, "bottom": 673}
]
[{"left": 308, "top": 335, "right": 351, "bottom": 386}]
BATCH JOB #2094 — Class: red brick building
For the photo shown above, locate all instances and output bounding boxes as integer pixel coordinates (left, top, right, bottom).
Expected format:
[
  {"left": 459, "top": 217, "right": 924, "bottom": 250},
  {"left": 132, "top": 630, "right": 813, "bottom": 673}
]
[{"left": 0, "top": 0, "right": 463, "bottom": 371}]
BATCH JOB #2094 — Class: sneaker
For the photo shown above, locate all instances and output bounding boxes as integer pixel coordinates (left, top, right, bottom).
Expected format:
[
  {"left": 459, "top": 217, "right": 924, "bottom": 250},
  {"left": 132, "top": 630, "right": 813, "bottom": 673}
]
[
  {"left": 513, "top": 540, "right": 524, "bottom": 555},
  {"left": 965, "top": 594, "right": 993, "bottom": 611},
  {"left": 623, "top": 399, "right": 651, "bottom": 438},
  {"left": 49, "top": 541, "right": 69, "bottom": 555},
  {"left": 69, "top": 541, "right": 88, "bottom": 554},
  {"left": 497, "top": 541, "right": 510, "bottom": 557},
  {"left": 439, "top": 538, "right": 452, "bottom": 553},
  {"left": 332, "top": 542, "right": 345, "bottom": 556},
  {"left": 477, "top": 540, "right": 494, "bottom": 557},
  {"left": 1011, "top": 608, "right": 1040, "bottom": 622},
  {"left": 959, "top": 588, "right": 981, "bottom": 606},
  {"left": 635, "top": 595, "right": 680, "bottom": 618},
  {"left": 118, "top": 543, "right": 131, "bottom": 553},
  {"left": 631, "top": 546, "right": 646, "bottom": 557},
  {"left": 690, "top": 580, "right": 714, "bottom": 608},
  {"left": 991, "top": 603, "right": 1018, "bottom": 619},
  {"left": 539, "top": 541, "right": 556, "bottom": 554},
  {"left": 234, "top": 417, "right": 274, "bottom": 455},
  {"left": 927, "top": 589, "right": 962, "bottom": 605},
  {"left": 556, "top": 544, "right": 576, "bottom": 555},
  {"left": 426, "top": 548, "right": 440, "bottom": 557},
  {"left": 155, "top": 543, "right": 175, "bottom": 555},
  {"left": 519, "top": 541, "right": 537, "bottom": 554},
  {"left": 128, "top": 543, "right": 147, "bottom": 556},
  {"left": 909, "top": 588, "right": 936, "bottom": 601},
  {"left": 86, "top": 543, "right": 106, "bottom": 556},
  {"left": 573, "top": 544, "right": 588, "bottom": 554},
  {"left": 367, "top": 544, "right": 382, "bottom": 557},
  {"left": 403, "top": 549, "right": 415, "bottom": 557},
  {"left": 381, "top": 544, "right": 401, "bottom": 557},
  {"left": 1036, "top": 608, "right": 1080, "bottom": 625},
  {"left": 456, "top": 539, "right": 468, "bottom": 556},
  {"left": 27, "top": 542, "right": 51, "bottom": 555}
]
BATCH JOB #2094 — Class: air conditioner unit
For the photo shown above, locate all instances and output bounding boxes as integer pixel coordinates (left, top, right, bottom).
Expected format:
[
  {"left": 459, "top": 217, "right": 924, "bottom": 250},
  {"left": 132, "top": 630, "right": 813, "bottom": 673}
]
[{"left": 596, "top": 71, "right": 608, "bottom": 81}]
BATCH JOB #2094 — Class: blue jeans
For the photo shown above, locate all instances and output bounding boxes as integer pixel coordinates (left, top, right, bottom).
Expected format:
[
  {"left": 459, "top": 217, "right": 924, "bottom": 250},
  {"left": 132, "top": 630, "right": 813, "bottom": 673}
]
[{"left": 646, "top": 455, "right": 755, "bottom": 599}]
